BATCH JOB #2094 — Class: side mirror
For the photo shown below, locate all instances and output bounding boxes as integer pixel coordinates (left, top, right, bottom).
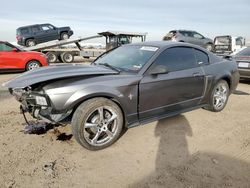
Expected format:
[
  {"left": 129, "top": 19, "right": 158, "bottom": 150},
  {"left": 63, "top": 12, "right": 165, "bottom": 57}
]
[
  {"left": 12, "top": 48, "right": 18, "bottom": 52},
  {"left": 149, "top": 65, "right": 169, "bottom": 75}
]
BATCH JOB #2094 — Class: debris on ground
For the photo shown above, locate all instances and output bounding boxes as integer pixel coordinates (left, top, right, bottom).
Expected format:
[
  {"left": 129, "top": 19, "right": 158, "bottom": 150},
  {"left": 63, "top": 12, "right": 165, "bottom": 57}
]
[
  {"left": 42, "top": 161, "right": 57, "bottom": 178},
  {"left": 56, "top": 133, "right": 73, "bottom": 141},
  {"left": 22, "top": 121, "right": 55, "bottom": 135}
]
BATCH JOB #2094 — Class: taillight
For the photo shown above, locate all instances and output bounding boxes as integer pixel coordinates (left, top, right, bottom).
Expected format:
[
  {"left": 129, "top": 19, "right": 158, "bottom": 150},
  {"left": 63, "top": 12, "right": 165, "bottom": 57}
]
[
  {"left": 16, "top": 35, "right": 21, "bottom": 41},
  {"left": 172, "top": 34, "right": 177, "bottom": 41}
]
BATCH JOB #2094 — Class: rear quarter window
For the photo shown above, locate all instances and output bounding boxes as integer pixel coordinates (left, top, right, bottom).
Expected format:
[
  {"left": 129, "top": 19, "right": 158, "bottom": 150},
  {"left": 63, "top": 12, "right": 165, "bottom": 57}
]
[
  {"left": 20, "top": 28, "right": 29, "bottom": 35},
  {"left": 179, "top": 31, "right": 192, "bottom": 37},
  {"left": 193, "top": 49, "right": 209, "bottom": 65}
]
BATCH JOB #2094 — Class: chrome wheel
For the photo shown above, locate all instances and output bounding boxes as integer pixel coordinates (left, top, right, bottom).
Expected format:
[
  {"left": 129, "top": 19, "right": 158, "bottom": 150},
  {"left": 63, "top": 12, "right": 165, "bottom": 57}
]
[
  {"left": 26, "top": 61, "right": 41, "bottom": 71},
  {"left": 213, "top": 82, "right": 228, "bottom": 110},
  {"left": 83, "top": 106, "right": 119, "bottom": 146}
]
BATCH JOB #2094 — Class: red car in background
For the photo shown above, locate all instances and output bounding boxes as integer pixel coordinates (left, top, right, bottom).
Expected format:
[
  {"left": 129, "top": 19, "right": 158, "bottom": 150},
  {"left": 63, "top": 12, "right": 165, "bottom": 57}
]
[{"left": 0, "top": 41, "right": 48, "bottom": 72}]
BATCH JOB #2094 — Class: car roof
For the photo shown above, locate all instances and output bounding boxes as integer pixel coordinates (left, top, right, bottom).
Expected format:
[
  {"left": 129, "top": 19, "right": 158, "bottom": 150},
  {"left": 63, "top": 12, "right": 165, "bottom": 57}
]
[
  {"left": 178, "top": 29, "right": 196, "bottom": 32},
  {"left": 167, "top": 30, "right": 197, "bottom": 34},
  {"left": 17, "top": 23, "right": 51, "bottom": 29},
  {"left": 128, "top": 41, "right": 205, "bottom": 49}
]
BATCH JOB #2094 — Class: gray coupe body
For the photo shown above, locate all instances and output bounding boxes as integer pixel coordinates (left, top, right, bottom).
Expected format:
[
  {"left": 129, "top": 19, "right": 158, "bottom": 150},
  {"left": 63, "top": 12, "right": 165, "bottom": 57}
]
[{"left": 5, "top": 41, "right": 239, "bottom": 149}]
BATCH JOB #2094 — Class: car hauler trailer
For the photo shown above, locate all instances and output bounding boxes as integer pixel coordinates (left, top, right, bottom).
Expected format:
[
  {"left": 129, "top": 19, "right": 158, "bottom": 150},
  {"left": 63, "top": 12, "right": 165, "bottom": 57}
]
[{"left": 23, "top": 31, "right": 147, "bottom": 63}]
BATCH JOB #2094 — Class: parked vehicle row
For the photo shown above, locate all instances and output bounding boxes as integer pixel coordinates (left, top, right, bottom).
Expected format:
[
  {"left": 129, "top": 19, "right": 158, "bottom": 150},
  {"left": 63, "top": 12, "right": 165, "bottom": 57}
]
[
  {"left": 4, "top": 41, "right": 240, "bottom": 150},
  {"left": 234, "top": 47, "right": 250, "bottom": 78},
  {"left": 0, "top": 24, "right": 249, "bottom": 80}
]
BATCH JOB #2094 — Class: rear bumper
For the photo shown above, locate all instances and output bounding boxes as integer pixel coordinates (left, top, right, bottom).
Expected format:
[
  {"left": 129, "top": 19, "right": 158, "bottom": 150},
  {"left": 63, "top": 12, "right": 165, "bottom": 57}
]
[{"left": 17, "top": 40, "right": 25, "bottom": 46}]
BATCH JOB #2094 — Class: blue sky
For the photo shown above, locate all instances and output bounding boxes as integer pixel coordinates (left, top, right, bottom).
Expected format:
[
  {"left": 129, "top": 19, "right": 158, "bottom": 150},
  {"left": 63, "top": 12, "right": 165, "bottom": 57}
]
[{"left": 1, "top": 0, "right": 250, "bottom": 43}]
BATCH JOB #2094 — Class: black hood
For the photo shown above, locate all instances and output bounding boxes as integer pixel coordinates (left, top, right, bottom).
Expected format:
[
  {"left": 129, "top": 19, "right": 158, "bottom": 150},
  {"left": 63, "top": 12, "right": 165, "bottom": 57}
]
[{"left": 3, "top": 64, "right": 118, "bottom": 88}]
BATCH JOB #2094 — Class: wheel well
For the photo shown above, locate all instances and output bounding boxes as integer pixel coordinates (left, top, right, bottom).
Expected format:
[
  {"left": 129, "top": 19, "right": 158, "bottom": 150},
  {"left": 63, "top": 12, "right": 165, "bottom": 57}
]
[
  {"left": 68, "top": 96, "right": 126, "bottom": 124},
  {"left": 221, "top": 77, "right": 231, "bottom": 90},
  {"left": 60, "top": 31, "right": 68, "bottom": 35}
]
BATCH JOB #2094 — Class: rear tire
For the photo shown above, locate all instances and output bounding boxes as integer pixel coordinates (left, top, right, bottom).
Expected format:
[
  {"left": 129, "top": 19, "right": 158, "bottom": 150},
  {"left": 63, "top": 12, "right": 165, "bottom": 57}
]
[
  {"left": 26, "top": 60, "right": 41, "bottom": 71},
  {"left": 204, "top": 80, "right": 229, "bottom": 112},
  {"left": 26, "top": 39, "right": 36, "bottom": 47},
  {"left": 60, "top": 52, "right": 74, "bottom": 63},
  {"left": 60, "top": 32, "right": 69, "bottom": 40},
  {"left": 71, "top": 97, "right": 124, "bottom": 150}
]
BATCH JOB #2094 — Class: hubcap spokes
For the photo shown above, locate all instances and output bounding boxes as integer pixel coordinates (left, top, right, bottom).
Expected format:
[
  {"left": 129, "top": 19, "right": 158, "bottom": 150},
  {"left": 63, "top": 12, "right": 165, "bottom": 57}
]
[
  {"left": 63, "top": 34, "right": 69, "bottom": 40},
  {"left": 213, "top": 84, "right": 227, "bottom": 109},
  {"left": 28, "top": 62, "right": 40, "bottom": 70},
  {"left": 83, "top": 106, "right": 118, "bottom": 146}
]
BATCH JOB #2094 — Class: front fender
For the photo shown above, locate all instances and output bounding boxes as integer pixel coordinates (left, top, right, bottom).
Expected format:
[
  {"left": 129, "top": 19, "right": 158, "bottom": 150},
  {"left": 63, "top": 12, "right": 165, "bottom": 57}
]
[
  {"left": 65, "top": 85, "right": 123, "bottom": 109},
  {"left": 63, "top": 84, "right": 139, "bottom": 126}
]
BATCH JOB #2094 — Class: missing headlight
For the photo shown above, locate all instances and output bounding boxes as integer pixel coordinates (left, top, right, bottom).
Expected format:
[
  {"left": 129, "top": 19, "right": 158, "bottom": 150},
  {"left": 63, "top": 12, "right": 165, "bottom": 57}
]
[{"left": 35, "top": 96, "right": 48, "bottom": 106}]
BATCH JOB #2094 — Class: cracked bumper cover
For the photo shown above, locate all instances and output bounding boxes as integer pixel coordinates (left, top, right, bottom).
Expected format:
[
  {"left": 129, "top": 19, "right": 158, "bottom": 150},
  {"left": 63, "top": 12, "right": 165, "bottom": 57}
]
[{"left": 11, "top": 88, "right": 71, "bottom": 123}]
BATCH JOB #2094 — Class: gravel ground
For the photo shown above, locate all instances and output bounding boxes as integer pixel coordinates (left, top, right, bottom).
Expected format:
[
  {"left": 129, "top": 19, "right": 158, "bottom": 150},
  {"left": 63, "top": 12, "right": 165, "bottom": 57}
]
[{"left": 0, "top": 72, "right": 250, "bottom": 188}]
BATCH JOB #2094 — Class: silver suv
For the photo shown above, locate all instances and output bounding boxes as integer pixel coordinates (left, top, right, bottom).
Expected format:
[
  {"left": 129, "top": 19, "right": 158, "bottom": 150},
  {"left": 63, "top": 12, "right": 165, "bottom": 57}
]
[{"left": 163, "top": 30, "right": 214, "bottom": 51}]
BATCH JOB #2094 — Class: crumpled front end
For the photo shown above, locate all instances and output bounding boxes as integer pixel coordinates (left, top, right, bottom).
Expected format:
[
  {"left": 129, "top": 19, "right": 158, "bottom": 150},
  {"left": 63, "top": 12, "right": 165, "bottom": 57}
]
[{"left": 10, "top": 87, "right": 71, "bottom": 123}]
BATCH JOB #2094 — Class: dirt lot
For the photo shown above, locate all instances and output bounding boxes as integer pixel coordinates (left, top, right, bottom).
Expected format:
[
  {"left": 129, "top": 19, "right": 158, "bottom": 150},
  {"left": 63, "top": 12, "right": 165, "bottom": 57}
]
[{"left": 0, "top": 73, "right": 250, "bottom": 188}]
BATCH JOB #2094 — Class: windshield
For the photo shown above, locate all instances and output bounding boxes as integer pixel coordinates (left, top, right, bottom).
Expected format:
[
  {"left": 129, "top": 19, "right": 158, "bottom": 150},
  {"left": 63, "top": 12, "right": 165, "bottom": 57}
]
[
  {"left": 215, "top": 37, "right": 230, "bottom": 45},
  {"left": 94, "top": 45, "right": 158, "bottom": 72}
]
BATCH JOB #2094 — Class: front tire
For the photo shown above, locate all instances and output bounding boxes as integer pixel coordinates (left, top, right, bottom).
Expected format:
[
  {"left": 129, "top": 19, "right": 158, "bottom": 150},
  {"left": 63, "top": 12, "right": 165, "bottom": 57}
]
[
  {"left": 205, "top": 80, "right": 229, "bottom": 112},
  {"left": 71, "top": 97, "right": 124, "bottom": 150},
  {"left": 26, "top": 60, "right": 41, "bottom": 71},
  {"left": 205, "top": 43, "right": 213, "bottom": 52}
]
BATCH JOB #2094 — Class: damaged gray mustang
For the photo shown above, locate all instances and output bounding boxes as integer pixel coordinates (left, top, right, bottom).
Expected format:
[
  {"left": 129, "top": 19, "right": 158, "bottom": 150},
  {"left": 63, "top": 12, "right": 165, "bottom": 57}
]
[{"left": 4, "top": 41, "right": 239, "bottom": 150}]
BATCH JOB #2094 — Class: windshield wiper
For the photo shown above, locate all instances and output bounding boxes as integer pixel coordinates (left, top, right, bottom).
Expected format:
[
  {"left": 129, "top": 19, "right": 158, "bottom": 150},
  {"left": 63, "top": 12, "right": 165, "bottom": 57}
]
[{"left": 99, "top": 63, "right": 121, "bottom": 73}]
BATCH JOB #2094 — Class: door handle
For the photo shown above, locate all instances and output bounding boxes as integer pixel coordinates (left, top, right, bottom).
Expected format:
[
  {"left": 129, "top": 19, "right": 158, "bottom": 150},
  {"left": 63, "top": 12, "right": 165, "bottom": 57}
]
[{"left": 193, "top": 72, "right": 202, "bottom": 77}]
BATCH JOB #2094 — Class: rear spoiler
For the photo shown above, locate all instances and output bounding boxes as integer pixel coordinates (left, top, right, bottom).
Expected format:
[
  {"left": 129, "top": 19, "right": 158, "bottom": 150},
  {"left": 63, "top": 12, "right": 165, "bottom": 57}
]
[
  {"left": 216, "top": 53, "right": 233, "bottom": 60},
  {"left": 222, "top": 55, "right": 233, "bottom": 60}
]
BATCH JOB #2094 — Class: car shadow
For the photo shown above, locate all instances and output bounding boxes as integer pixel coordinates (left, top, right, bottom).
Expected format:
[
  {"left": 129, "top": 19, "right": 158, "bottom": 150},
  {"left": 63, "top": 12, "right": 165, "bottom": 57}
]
[
  {"left": 233, "top": 90, "right": 250, "bottom": 95},
  {"left": 129, "top": 115, "right": 250, "bottom": 188},
  {"left": 240, "top": 78, "right": 250, "bottom": 85}
]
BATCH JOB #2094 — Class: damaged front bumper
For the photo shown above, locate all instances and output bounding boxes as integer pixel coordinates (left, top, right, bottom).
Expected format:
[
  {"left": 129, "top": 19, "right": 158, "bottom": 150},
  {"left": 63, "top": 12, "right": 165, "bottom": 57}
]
[{"left": 11, "top": 87, "right": 71, "bottom": 123}]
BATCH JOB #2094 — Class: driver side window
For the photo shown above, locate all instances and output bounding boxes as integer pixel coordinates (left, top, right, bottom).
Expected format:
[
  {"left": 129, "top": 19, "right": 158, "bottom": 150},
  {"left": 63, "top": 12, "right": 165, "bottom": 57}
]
[{"left": 152, "top": 47, "right": 197, "bottom": 72}]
